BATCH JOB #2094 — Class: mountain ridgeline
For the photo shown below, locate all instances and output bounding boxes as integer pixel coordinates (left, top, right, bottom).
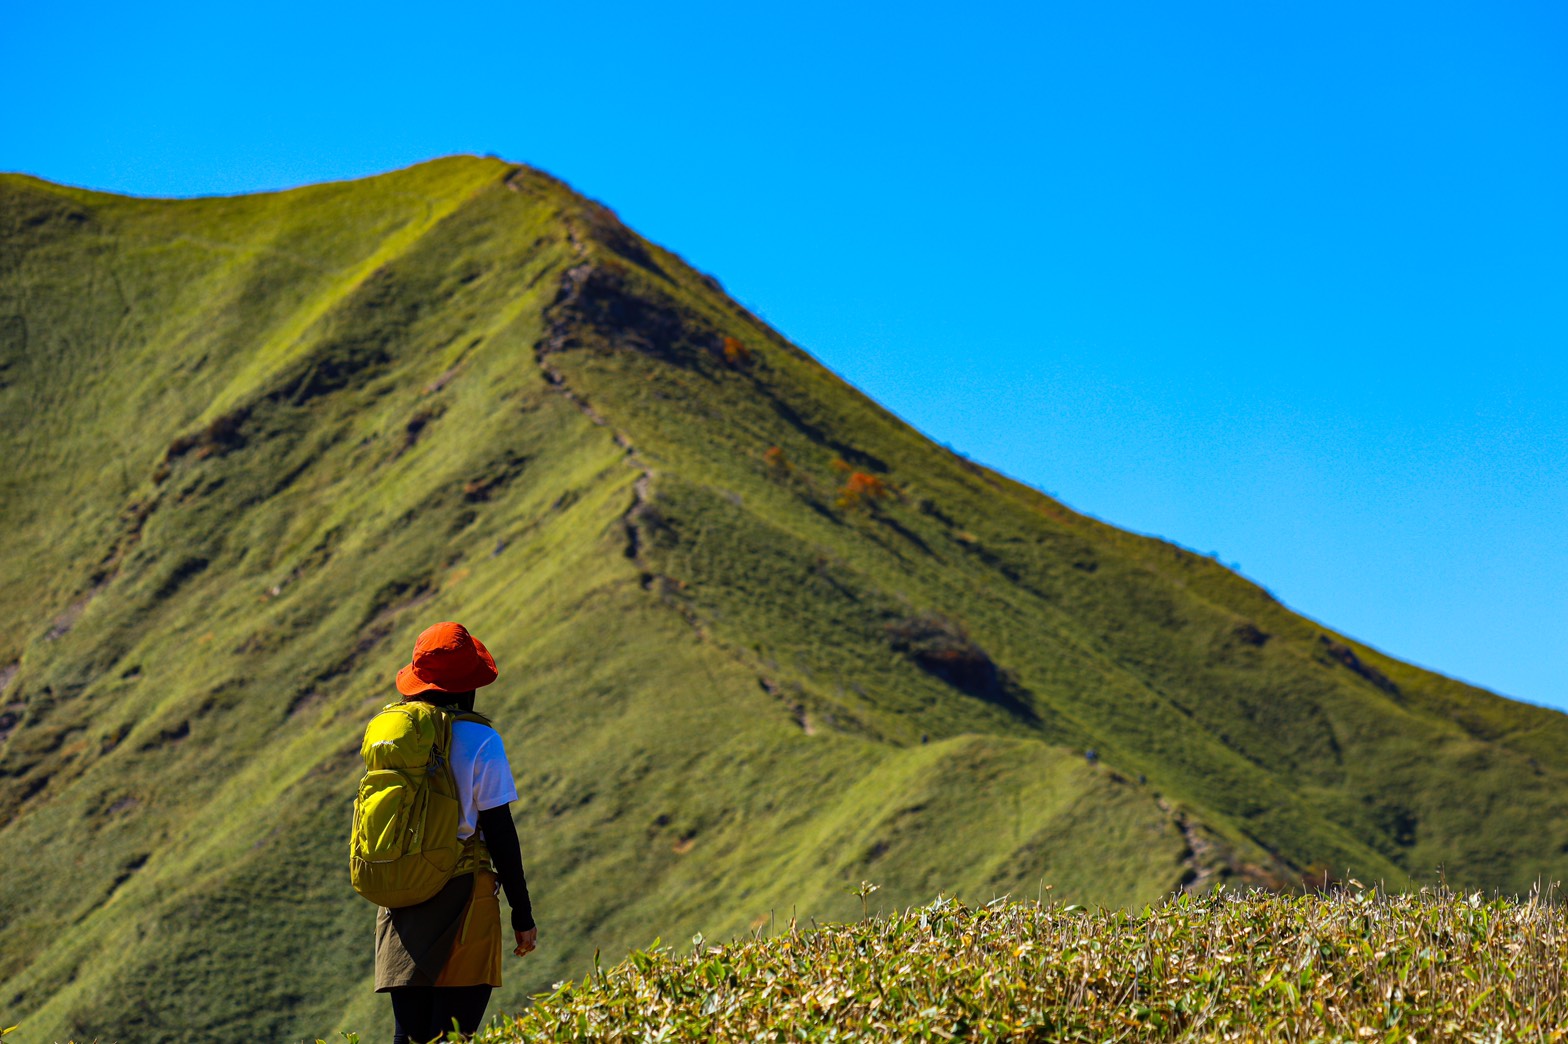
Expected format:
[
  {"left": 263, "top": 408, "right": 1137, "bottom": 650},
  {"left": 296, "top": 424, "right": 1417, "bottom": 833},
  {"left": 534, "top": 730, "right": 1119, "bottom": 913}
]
[{"left": 0, "top": 157, "right": 1562, "bottom": 1043}]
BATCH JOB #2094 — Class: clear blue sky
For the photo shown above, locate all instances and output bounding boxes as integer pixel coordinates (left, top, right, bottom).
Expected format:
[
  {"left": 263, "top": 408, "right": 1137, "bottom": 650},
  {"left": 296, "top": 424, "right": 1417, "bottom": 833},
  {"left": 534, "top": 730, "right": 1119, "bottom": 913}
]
[{"left": 4, "top": 1, "right": 1564, "bottom": 709}]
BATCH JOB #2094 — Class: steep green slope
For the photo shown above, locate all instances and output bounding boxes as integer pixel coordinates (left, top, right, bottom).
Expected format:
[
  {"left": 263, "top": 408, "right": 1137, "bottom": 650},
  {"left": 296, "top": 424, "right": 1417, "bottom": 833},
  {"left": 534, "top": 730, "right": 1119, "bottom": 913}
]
[{"left": 0, "top": 157, "right": 1562, "bottom": 1043}]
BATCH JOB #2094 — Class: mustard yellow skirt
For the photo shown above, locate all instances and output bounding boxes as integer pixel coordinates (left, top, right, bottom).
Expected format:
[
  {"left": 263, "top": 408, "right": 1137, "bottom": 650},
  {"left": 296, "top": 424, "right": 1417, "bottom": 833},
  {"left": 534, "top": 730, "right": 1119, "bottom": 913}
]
[{"left": 374, "top": 869, "right": 502, "bottom": 990}]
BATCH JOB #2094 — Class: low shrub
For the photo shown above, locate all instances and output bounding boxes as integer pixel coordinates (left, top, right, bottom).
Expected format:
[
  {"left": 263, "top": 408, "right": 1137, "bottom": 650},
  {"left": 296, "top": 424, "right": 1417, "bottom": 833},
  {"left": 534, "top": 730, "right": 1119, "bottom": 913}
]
[
  {"left": 836, "top": 471, "right": 889, "bottom": 511},
  {"left": 479, "top": 886, "right": 1568, "bottom": 1042},
  {"left": 721, "top": 336, "right": 752, "bottom": 367}
]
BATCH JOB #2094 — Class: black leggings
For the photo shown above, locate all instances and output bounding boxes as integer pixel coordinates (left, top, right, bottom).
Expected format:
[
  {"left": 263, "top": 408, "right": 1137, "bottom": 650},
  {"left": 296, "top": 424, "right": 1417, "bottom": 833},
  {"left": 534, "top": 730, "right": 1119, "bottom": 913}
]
[{"left": 389, "top": 985, "right": 493, "bottom": 1043}]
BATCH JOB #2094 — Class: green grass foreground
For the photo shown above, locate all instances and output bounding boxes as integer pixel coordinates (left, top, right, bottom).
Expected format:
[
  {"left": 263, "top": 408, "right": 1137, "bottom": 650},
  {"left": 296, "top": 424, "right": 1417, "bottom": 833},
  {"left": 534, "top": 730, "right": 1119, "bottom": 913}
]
[{"left": 474, "top": 887, "right": 1568, "bottom": 1043}]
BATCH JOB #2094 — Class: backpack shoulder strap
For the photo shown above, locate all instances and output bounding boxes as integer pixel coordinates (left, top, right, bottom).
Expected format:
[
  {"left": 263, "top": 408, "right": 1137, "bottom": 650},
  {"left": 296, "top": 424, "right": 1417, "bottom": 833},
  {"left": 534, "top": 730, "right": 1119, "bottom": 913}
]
[{"left": 395, "top": 697, "right": 491, "bottom": 730}]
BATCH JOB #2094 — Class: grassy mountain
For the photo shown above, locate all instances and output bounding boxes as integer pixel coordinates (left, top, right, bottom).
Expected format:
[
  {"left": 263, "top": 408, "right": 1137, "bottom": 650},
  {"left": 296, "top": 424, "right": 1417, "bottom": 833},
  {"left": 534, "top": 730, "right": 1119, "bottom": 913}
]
[{"left": 0, "top": 155, "right": 1563, "bottom": 1043}]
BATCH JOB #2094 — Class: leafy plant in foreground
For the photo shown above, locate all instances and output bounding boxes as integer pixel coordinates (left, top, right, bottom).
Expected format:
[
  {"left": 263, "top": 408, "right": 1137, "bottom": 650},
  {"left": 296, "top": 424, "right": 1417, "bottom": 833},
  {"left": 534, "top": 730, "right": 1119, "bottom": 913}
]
[{"left": 477, "top": 886, "right": 1568, "bottom": 1042}]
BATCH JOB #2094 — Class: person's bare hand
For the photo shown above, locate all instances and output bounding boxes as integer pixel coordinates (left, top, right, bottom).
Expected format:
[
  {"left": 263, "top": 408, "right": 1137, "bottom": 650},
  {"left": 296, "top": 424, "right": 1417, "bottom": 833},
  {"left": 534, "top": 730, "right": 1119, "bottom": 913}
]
[{"left": 514, "top": 927, "right": 537, "bottom": 957}]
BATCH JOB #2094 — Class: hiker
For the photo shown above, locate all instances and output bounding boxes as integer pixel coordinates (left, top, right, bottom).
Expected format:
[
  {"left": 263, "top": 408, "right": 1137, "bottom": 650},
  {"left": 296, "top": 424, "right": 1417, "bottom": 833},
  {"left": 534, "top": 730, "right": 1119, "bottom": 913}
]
[{"left": 366, "top": 622, "right": 537, "bottom": 1044}]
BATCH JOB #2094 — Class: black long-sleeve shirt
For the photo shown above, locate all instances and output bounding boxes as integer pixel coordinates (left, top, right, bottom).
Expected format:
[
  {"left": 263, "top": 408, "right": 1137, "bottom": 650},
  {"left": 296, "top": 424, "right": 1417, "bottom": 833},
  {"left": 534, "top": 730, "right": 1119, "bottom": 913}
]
[{"left": 477, "top": 802, "right": 535, "bottom": 933}]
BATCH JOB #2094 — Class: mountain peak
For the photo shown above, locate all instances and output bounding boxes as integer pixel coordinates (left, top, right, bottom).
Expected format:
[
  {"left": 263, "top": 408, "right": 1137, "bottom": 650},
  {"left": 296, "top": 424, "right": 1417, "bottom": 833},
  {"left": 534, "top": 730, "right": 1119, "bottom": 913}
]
[{"left": 1, "top": 162, "right": 1562, "bottom": 1042}]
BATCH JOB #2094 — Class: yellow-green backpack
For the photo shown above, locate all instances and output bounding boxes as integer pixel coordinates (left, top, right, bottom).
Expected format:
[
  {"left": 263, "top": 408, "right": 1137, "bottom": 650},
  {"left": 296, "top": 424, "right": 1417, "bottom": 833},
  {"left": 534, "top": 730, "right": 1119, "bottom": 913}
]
[{"left": 349, "top": 699, "right": 490, "bottom": 908}]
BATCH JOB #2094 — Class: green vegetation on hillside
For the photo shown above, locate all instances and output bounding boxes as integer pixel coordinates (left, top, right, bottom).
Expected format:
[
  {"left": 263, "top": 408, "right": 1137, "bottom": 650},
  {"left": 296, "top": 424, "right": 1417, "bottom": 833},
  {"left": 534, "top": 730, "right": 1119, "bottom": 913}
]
[
  {"left": 483, "top": 887, "right": 1568, "bottom": 1042},
  {"left": 1, "top": 155, "right": 1565, "bottom": 1043}
]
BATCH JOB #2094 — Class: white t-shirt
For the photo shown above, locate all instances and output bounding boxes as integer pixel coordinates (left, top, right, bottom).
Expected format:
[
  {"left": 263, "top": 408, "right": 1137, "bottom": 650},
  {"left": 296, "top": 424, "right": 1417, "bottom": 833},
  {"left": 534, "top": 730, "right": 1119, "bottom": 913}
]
[{"left": 450, "top": 719, "right": 519, "bottom": 840}]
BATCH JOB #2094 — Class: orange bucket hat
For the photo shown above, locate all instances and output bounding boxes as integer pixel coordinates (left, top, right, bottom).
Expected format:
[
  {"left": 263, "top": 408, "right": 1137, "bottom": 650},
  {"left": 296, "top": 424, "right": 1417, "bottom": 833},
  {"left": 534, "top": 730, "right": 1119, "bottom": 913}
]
[{"left": 396, "top": 621, "right": 498, "bottom": 697}]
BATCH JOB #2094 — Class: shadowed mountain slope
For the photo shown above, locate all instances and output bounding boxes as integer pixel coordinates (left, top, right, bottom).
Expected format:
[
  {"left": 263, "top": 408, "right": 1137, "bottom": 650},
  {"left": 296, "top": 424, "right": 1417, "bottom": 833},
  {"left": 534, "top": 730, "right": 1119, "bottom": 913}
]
[{"left": 1, "top": 156, "right": 1563, "bottom": 1043}]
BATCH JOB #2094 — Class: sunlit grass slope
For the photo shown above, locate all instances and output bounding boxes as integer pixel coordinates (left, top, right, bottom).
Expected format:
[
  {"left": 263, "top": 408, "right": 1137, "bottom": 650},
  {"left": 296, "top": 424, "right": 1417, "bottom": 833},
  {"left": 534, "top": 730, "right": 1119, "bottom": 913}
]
[{"left": 0, "top": 156, "right": 1564, "bottom": 1043}]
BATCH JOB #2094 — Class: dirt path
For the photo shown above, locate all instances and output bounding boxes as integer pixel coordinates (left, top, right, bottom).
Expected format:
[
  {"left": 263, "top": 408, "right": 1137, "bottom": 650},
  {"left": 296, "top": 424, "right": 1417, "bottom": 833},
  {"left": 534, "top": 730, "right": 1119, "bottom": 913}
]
[{"left": 526, "top": 206, "right": 702, "bottom": 628}]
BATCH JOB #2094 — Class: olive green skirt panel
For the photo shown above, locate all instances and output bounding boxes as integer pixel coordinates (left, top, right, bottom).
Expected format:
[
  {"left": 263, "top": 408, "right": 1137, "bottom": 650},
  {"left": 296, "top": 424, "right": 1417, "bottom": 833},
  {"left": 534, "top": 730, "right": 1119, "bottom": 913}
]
[{"left": 374, "top": 870, "right": 501, "bottom": 990}]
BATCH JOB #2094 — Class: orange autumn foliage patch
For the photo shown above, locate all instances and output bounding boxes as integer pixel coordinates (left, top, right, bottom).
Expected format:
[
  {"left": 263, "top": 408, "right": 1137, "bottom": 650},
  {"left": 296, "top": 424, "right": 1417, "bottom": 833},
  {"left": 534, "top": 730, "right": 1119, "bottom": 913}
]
[
  {"left": 837, "top": 471, "right": 890, "bottom": 510},
  {"left": 722, "top": 336, "right": 753, "bottom": 366}
]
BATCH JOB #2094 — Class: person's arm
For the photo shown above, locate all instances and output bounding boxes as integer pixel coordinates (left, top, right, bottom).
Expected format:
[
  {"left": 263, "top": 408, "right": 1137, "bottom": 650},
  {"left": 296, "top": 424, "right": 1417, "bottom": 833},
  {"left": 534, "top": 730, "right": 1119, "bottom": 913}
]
[{"left": 477, "top": 802, "right": 535, "bottom": 936}]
